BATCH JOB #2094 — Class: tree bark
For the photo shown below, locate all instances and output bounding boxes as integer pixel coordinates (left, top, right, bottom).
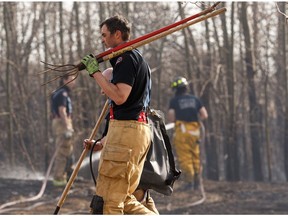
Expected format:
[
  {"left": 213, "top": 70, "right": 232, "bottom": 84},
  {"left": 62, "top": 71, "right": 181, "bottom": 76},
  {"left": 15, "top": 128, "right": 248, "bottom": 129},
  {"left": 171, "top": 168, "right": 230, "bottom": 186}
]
[
  {"left": 240, "top": 2, "right": 263, "bottom": 181},
  {"left": 278, "top": 2, "right": 288, "bottom": 181},
  {"left": 220, "top": 2, "right": 239, "bottom": 181},
  {"left": 43, "top": 2, "right": 50, "bottom": 170},
  {"left": 3, "top": 2, "right": 16, "bottom": 165}
]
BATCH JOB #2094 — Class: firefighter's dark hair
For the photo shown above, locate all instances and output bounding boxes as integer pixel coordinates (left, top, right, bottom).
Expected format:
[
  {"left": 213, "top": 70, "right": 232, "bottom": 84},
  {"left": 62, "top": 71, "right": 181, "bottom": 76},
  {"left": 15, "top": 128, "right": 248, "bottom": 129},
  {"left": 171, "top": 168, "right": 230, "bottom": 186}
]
[{"left": 100, "top": 15, "right": 131, "bottom": 41}]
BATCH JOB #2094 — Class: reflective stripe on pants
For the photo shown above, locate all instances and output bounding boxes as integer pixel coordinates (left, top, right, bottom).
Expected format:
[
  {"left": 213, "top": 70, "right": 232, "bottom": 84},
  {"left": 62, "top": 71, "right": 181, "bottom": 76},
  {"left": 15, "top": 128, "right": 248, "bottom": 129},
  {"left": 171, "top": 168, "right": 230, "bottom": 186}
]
[{"left": 174, "top": 121, "right": 200, "bottom": 181}]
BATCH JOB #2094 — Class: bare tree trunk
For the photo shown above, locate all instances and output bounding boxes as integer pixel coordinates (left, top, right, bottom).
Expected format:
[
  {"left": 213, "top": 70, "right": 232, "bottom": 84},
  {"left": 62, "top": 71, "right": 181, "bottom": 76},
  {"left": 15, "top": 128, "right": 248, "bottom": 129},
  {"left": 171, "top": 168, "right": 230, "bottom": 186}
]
[
  {"left": 43, "top": 2, "right": 50, "bottom": 170},
  {"left": 73, "top": 2, "right": 89, "bottom": 129},
  {"left": 121, "top": 2, "right": 129, "bottom": 17},
  {"left": 220, "top": 2, "right": 239, "bottom": 181},
  {"left": 59, "top": 2, "right": 65, "bottom": 64},
  {"left": 177, "top": 3, "right": 193, "bottom": 92},
  {"left": 202, "top": 4, "right": 219, "bottom": 181},
  {"left": 177, "top": 3, "right": 202, "bottom": 94},
  {"left": 83, "top": 3, "right": 92, "bottom": 54},
  {"left": 253, "top": 3, "right": 271, "bottom": 182},
  {"left": 74, "top": 2, "right": 82, "bottom": 59},
  {"left": 263, "top": 36, "right": 271, "bottom": 181},
  {"left": 240, "top": 2, "right": 263, "bottom": 181},
  {"left": 3, "top": 2, "right": 16, "bottom": 165},
  {"left": 277, "top": 2, "right": 288, "bottom": 181},
  {"left": 237, "top": 19, "right": 254, "bottom": 181},
  {"left": 68, "top": 4, "right": 74, "bottom": 64}
]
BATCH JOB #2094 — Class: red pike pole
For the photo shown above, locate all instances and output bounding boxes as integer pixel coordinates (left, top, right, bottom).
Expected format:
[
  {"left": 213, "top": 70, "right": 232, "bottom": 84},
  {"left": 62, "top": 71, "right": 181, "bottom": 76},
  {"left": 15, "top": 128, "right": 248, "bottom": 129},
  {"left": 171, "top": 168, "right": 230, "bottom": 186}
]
[
  {"left": 99, "top": 7, "right": 226, "bottom": 63},
  {"left": 96, "top": 2, "right": 220, "bottom": 61},
  {"left": 76, "top": 2, "right": 221, "bottom": 70}
]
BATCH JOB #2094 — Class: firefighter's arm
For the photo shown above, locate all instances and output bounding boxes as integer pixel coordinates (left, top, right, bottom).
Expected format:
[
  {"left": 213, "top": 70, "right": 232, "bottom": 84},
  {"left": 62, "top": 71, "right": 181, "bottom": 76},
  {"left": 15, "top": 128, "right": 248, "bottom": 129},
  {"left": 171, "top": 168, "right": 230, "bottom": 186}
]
[
  {"left": 58, "top": 106, "right": 74, "bottom": 138},
  {"left": 167, "top": 109, "right": 175, "bottom": 123},
  {"left": 199, "top": 107, "right": 208, "bottom": 120},
  {"left": 81, "top": 54, "right": 131, "bottom": 105},
  {"left": 92, "top": 72, "right": 132, "bottom": 105}
]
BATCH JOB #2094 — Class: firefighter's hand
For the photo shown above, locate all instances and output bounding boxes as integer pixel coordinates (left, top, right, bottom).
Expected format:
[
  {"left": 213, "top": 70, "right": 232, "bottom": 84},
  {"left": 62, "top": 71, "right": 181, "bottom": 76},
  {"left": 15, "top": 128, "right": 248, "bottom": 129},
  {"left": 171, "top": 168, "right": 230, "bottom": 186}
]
[
  {"left": 83, "top": 139, "right": 103, "bottom": 152},
  {"left": 81, "top": 54, "right": 100, "bottom": 76},
  {"left": 64, "top": 128, "right": 74, "bottom": 139}
]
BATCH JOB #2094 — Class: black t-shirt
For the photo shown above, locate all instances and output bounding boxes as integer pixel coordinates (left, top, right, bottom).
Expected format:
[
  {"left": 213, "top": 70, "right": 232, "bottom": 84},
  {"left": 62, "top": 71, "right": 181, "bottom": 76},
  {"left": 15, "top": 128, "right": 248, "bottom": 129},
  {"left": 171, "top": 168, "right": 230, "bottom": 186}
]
[
  {"left": 169, "top": 94, "right": 203, "bottom": 122},
  {"left": 109, "top": 49, "right": 151, "bottom": 120},
  {"left": 51, "top": 86, "right": 72, "bottom": 117}
]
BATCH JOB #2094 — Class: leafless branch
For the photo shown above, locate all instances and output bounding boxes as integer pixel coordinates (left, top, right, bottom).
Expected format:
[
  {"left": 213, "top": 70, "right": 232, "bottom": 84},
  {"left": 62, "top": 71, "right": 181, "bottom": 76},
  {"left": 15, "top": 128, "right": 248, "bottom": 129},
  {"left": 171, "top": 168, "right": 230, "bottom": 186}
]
[{"left": 275, "top": 2, "right": 288, "bottom": 24}]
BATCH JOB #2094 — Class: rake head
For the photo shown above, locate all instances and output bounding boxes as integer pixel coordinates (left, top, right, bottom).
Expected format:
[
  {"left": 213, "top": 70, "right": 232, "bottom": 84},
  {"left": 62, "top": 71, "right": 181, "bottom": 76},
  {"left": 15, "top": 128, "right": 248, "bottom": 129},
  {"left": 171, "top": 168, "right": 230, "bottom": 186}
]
[{"left": 38, "top": 61, "right": 82, "bottom": 96}]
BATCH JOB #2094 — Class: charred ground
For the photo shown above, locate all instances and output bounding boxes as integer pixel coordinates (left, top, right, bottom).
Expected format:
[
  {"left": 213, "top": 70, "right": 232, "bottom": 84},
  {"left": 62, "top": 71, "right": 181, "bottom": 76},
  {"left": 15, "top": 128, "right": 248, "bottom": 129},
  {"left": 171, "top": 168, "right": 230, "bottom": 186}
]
[{"left": 1, "top": 177, "right": 288, "bottom": 215}]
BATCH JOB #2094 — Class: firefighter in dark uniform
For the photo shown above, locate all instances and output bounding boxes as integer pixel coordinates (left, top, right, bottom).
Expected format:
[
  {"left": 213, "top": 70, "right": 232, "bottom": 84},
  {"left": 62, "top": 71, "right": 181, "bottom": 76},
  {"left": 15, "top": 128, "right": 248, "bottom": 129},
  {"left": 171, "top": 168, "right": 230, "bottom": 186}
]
[
  {"left": 51, "top": 75, "right": 76, "bottom": 186},
  {"left": 168, "top": 76, "right": 208, "bottom": 190}
]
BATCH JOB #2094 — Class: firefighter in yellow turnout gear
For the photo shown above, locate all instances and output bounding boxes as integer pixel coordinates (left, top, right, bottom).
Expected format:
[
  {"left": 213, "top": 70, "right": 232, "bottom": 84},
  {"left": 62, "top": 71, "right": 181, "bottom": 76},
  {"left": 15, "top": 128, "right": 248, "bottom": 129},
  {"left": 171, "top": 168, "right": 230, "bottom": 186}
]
[
  {"left": 81, "top": 15, "right": 158, "bottom": 214},
  {"left": 168, "top": 77, "right": 208, "bottom": 190}
]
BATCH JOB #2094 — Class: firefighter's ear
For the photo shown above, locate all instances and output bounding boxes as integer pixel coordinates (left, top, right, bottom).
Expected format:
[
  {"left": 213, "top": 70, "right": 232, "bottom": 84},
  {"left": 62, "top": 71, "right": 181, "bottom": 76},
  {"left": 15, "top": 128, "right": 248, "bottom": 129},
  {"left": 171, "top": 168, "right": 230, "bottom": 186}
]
[{"left": 114, "top": 30, "right": 122, "bottom": 40}]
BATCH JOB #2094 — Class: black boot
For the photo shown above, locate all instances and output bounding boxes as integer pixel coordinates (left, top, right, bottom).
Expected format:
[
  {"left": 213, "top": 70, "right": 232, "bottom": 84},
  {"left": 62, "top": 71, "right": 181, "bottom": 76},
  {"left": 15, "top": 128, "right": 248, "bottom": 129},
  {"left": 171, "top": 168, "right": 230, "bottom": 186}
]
[{"left": 90, "top": 195, "right": 104, "bottom": 214}]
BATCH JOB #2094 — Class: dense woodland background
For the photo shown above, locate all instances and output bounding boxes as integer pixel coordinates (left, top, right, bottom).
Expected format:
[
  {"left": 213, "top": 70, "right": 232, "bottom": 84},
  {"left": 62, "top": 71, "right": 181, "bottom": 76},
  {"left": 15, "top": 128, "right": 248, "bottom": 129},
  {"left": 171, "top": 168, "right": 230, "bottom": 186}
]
[{"left": 1, "top": 2, "right": 288, "bottom": 183}]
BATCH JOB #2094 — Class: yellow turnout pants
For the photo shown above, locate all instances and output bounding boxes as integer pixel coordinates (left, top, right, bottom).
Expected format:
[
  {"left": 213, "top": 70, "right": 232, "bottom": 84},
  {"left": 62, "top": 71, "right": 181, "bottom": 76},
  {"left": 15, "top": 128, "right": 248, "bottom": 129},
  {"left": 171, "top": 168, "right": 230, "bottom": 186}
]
[
  {"left": 95, "top": 120, "right": 157, "bottom": 214},
  {"left": 173, "top": 121, "right": 201, "bottom": 181}
]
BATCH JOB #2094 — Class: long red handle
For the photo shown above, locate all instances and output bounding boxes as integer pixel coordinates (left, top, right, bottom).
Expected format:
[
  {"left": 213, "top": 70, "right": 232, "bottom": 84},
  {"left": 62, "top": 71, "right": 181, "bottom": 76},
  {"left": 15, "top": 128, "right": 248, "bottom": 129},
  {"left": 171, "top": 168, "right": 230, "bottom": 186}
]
[
  {"left": 77, "top": 2, "right": 221, "bottom": 70},
  {"left": 95, "top": 2, "right": 220, "bottom": 61},
  {"left": 100, "top": 7, "right": 226, "bottom": 63}
]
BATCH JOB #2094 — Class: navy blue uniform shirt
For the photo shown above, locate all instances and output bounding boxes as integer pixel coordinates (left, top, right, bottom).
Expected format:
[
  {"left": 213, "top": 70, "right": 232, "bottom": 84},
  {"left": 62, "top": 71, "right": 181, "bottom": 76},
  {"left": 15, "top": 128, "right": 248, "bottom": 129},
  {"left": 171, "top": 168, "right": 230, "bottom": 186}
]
[
  {"left": 51, "top": 86, "right": 72, "bottom": 118},
  {"left": 169, "top": 94, "right": 203, "bottom": 122}
]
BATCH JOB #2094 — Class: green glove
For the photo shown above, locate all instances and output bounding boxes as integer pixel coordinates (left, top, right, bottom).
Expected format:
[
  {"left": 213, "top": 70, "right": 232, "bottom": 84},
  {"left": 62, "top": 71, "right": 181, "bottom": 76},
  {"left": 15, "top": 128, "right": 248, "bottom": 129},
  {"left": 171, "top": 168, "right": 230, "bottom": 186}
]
[{"left": 81, "top": 54, "right": 100, "bottom": 76}]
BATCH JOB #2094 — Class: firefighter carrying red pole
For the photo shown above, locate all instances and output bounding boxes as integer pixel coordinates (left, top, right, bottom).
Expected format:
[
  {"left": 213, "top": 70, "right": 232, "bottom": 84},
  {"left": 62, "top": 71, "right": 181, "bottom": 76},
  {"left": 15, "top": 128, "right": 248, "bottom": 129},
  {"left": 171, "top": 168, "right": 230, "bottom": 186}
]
[{"left": 44, "top": 3, "right": 226, "bottom": 214}]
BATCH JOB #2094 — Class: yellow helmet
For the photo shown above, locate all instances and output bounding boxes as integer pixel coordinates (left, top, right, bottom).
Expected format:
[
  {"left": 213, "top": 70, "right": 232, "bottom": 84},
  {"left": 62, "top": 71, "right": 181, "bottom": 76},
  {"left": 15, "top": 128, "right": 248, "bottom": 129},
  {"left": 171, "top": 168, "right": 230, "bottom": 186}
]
[{"left": 171, "top": 76, "right": 188, "bottom": 89}]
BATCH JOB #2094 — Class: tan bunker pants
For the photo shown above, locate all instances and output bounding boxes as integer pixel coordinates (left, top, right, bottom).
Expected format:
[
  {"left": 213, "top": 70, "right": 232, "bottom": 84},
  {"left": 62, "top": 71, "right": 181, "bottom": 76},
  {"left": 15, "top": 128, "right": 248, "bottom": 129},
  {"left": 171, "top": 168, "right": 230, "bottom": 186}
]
[
  {"left": 95, "top": 120, "right": 157, "bottom": 214},
  {"left": 52, "top": 118, "right": 74, "bottom": 182}
]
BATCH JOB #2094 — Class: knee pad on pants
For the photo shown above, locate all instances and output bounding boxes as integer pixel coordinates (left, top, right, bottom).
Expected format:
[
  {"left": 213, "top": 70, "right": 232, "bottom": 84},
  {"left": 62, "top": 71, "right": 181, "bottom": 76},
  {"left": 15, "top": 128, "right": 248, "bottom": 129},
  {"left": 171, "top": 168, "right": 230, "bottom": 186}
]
[{"left": 90, "top": 195, "right": 104, "bottom": 214}]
